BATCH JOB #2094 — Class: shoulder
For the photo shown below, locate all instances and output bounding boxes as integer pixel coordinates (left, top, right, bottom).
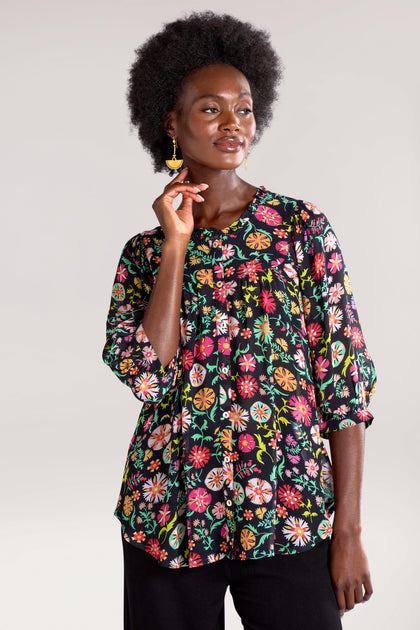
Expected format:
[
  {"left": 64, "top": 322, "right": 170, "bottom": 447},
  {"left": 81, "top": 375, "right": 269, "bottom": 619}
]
[
  {"left": 121, "top": 226, "right": 165, "bottom": 265},
  {"left": 259, "top": 188, "right": 332, "bottom": 236}
]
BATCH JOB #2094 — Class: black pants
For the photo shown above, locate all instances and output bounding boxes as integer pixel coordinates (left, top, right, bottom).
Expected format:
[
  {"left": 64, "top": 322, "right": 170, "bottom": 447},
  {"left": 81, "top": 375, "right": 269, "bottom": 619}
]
[{"left": 122, "top": 532, "right": 342, "bottom": 630}]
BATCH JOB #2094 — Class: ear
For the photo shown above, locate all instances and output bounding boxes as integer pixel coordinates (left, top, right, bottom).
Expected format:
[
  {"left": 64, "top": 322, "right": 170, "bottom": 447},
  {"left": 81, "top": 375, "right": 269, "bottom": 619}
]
[{"left": 164, "top": 111, "right": 177, "bottom": 138}]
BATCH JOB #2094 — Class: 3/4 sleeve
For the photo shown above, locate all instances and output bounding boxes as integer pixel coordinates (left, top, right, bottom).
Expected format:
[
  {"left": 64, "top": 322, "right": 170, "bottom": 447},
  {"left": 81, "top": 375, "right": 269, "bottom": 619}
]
[
  {"left": 102, "top": 234, "right": 180, "bottom": 404},
  {"left": 292, "top": 201, "right": 377, "bottom": 438}
]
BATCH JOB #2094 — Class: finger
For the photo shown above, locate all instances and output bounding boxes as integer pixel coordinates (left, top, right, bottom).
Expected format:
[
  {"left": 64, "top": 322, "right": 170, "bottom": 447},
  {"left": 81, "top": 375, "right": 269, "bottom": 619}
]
[
  {"left": 354, "top": 583, "right": 364, "bottom": 604},
  {"left": 363, "top": 575, "right": 373, "bottom": 601},
  {"left": 344, "top": 587, "right": 355, "bottom": 612},
  {"left": 171, "top": 167, "right": 189, "bottom": 181},
  {"left": 163, "top": 183, "right": 205, "bottom": 200},
  {"left": 335, "top": 589, "right": 346, "bottom": 618},
  {"left": 177, "top": 191, "right": 205, "bottom": 203}
]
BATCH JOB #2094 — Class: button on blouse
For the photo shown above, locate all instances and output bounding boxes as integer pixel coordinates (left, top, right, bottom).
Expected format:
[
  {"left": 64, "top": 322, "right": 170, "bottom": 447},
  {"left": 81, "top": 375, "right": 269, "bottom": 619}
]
[{"left": 102, "top": 187, "right": 377, "bottom": 569}]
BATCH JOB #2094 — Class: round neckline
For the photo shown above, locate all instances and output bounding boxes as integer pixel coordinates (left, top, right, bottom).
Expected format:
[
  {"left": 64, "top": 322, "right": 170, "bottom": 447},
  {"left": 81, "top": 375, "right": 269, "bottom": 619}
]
[{"left": 191, "top": 186, "right": 265, "bottom": 237}]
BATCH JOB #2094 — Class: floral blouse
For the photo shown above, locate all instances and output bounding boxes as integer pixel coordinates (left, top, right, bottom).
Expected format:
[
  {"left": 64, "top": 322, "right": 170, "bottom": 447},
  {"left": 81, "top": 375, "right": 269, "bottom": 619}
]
[{"left": 102, "top": 186, "right": 376, "bottom": 569}]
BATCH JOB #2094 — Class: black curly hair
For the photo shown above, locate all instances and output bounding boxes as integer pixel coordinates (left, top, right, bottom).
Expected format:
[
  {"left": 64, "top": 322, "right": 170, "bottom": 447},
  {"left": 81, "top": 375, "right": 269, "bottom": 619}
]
[{"left": 127, "top": 11, "right": 283, "bottom": 173}]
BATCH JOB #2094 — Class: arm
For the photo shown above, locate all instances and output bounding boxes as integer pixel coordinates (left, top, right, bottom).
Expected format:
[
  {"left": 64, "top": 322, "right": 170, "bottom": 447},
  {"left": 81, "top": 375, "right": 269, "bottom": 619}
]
[
  {"left": 141, "top": 167, "right": 208, "bottom": 367},
  {"left": 102, "top": 169, "right": 208, "bottom": 401},
  {"left": 329, "top": 423, "right": 373, "bottom": 616},
  {"left": 292, "top": 201, "right": 376, "bottom": 615}
]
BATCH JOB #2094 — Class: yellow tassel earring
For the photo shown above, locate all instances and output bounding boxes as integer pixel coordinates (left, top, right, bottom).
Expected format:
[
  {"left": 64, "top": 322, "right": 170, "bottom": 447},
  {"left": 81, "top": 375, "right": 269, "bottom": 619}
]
[
  {"left": 166, "top": 138, "right": 183, "bottom": 170},
  {"left": 244, "top": 154, "right": 248, "bottom": 170}
]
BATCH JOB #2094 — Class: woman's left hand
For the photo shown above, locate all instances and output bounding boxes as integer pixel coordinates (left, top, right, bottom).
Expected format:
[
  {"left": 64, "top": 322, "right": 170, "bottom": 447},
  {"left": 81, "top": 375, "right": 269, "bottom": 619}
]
[{"left": 329, "top": 532, "right": 373, "bottom": 617}]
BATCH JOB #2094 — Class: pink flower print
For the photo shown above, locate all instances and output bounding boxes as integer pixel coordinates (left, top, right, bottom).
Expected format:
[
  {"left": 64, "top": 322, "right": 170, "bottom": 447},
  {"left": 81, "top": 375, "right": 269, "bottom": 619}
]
[
  {"left": 254, "top": 205, "right": 283, "bottom": 226},
  {"left": 306, "top": 322, "right": 323, "bottom": 347},
  {"left": 289, "top": 395, "right": 312, "bottom": 426},
  {"left": 194, "top": 335, "right": 214, "bottom": 360},
  {"left": 314, "top": 356, "right": 330, "bottom": 380},
  {"left": 275, "top": 241, "right": 289, "bottom": 255},
  {"left": 116, "top": 264, "right": 128, "bottom": 283},
  {"left": 259, "top": 290, "right": 276, "bottom": 313},
  {"left": 238, "top": 433, "right": 256, "bottom": 452},
  {"left": 157, "top": 504, "right": 171, "bottom": 526},
  {"left": 238, "top": 353, "right": 256, "bottom": 372},
  {"left": 328, "top": 253, "right": 343, "bottom": 273},
  {"left": 351, "top": 326, "right": 365, "bottom": 348},
  {"left": 188, "top": 487, "right": 211, "bottom": 513},
  {"left": 329, "top": 283, "right": 344, "bottom": 304},
  {"left": 218, "top": 337, "right": 231, "bottom": 355},
  {"left": 312, "top": 253, "right": 325, "bottom": 280}
]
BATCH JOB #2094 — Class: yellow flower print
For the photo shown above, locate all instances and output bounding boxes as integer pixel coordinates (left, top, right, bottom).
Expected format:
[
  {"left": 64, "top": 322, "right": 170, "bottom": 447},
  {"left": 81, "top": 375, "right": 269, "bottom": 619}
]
[
  {"left": 303, "top": 297, "right": 311, "bottom": 316},
  {"left": 240, "top": 527, "right": 256, "bottom": 550},
  {"left": 276, "top": 337, "right": 288, "bottom": 352},
  {"left": 119, "top": 358, "right": 134, "bottom": 373},
  {"left": 193, "top": 387, "right": 216, "bottom": 410},
  {"left": 196, "top": 269, "right": 214, "bottom": 286},
  {"left": 344, "top": 273, "right": 353, "bottom": 294},
  {"left": 245, "top": 232, "right": 271, "bottom": 250},
  {"left": 274, "top": 367, "right": 297, "bottom": 391},
  {"left": 123, "top": 495, "right": 134, "bottom": 517}
]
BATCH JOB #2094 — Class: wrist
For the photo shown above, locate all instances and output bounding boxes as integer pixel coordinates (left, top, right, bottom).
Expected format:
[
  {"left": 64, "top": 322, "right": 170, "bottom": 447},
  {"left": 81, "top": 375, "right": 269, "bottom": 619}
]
[
  {"left": 332, "top": 522, "right": 362, "bottom": 540},
  {"left": 162, "top": 238, "right": 190, "bottom": 256}
]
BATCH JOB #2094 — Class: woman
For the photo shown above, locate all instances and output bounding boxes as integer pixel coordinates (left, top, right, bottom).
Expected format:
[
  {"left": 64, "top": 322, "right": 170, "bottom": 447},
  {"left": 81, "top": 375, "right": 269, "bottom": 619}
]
[{"left": 102, "top": 12, "right": 377, "bottom": 630}]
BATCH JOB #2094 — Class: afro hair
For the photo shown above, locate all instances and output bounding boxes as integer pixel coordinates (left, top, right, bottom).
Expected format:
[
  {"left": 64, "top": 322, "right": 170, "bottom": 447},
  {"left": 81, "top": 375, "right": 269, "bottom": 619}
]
[{"left": 127, "top": 11, "right": 284, "bottom": 172}]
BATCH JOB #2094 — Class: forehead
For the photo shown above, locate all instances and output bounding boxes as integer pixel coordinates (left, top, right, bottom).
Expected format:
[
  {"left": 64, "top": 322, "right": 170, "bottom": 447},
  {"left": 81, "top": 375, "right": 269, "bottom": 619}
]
[{"left": 178, "top": 64, "right": 252, "bottom": 104}]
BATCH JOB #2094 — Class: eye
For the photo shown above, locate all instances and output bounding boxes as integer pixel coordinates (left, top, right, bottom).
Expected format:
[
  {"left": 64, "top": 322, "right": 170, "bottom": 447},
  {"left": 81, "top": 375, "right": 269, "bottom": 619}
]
[
  {"left": 201, "top": 107, "right": 219, "bottom": 113},
  {"left": 238, "top": 107, "right": 253, "bottom": 115}
]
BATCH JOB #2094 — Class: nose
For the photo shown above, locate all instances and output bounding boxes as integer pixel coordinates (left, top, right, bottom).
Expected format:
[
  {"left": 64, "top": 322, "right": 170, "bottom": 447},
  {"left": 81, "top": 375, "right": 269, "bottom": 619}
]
[{"left": 219, "top": 110, "right": 240, "bottom": 132}]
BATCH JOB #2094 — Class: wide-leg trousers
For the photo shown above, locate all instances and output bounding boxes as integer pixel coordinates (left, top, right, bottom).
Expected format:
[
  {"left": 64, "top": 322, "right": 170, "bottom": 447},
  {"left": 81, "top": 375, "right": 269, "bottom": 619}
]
[{"left": 121, "top": 530, "right": 342, "bottom": 630}]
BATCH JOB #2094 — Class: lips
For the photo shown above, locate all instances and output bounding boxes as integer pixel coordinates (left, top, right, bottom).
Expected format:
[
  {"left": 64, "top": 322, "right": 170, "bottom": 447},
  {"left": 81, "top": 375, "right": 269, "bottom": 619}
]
[{"left": 214, "top": 137, "right": 243, "bottom": 152}]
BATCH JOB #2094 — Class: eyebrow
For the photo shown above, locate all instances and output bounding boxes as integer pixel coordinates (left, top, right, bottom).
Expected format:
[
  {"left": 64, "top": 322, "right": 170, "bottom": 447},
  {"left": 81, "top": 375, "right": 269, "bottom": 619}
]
[{"left": 192, "top": 91, "right": 252, "bottom": 103}]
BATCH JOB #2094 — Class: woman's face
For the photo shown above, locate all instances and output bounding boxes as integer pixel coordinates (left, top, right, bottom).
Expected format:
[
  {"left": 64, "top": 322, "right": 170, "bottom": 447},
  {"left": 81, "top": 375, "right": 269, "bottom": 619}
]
[{"left": 166, "top": 64, "right": 256, "bottom": 172}]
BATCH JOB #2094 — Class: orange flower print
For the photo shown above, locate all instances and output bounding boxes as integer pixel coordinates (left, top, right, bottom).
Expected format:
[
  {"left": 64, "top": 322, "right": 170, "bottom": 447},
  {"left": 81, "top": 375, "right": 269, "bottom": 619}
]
[
  {"left": 282, "top": 516, "right": 311, "bottom": 547},
  {"left": 148, "top": 423, "right": 171, "bottom": 450},
  {"left": 245, "top": 478, "right": 273, "bottom": 504}
]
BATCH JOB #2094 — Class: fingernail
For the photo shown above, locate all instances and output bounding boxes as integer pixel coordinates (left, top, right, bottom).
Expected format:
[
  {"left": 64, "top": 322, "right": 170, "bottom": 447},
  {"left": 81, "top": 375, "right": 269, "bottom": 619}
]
[
  {"left": 196, "top": 194, "right": 204, "bottom": 201},
  {"left": 200, "top": 183, "right": 209, "bottom": 189},
  {"left": 192, "top": 187, "right": 200, "bottom": 192}
]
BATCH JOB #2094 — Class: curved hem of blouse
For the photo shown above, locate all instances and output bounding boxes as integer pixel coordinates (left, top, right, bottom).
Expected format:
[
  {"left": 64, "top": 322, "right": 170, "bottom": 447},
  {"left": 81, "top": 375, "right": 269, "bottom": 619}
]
[{"left": 118, "top": 519, "right": 333, "bottom": 570}]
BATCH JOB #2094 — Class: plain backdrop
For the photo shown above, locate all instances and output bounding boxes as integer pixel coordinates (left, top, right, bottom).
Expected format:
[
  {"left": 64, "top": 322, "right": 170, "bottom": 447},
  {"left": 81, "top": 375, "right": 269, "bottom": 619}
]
[{"left": 1, "top": 0, "right": 419, "bottom": 628}]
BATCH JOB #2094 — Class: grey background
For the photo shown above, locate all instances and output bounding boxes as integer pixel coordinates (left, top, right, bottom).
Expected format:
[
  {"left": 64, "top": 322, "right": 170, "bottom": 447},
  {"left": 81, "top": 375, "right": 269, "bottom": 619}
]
[{"left": 1, "top": 0, "right": 419, "bottom": 628}]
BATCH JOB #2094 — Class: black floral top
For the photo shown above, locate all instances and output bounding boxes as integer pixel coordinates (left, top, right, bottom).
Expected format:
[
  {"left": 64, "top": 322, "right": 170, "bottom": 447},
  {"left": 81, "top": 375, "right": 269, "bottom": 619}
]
[{"left": 102, "top": 187, "right": 376, "bottom": 569}]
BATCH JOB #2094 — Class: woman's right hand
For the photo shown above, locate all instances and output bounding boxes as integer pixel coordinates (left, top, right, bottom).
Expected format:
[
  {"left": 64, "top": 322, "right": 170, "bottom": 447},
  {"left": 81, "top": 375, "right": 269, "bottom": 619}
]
[{"left": 152, "top": 168, "right": 208, "bottom": 247}]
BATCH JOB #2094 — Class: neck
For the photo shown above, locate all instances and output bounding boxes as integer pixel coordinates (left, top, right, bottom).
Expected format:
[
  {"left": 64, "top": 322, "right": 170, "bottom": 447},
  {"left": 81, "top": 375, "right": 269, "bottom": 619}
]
[{"left": 184, "top": 165, "right": 256, "bottom": 223}]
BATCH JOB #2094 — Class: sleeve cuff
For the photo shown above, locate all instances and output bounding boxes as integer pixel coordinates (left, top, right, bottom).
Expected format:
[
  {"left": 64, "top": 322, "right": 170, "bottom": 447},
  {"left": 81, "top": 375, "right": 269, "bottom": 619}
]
[
  {"left": 318, "top": 406, "right": 374, "bottom": 438},
  {"left": 128, "top": 323, "right": 180, "bottom": 404}
]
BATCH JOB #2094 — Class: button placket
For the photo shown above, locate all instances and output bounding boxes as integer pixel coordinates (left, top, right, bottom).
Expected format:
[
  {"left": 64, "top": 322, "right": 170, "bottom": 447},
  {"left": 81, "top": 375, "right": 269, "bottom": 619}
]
[{"left": 212, "top": 236, "right": 235, "bottom": 518}]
